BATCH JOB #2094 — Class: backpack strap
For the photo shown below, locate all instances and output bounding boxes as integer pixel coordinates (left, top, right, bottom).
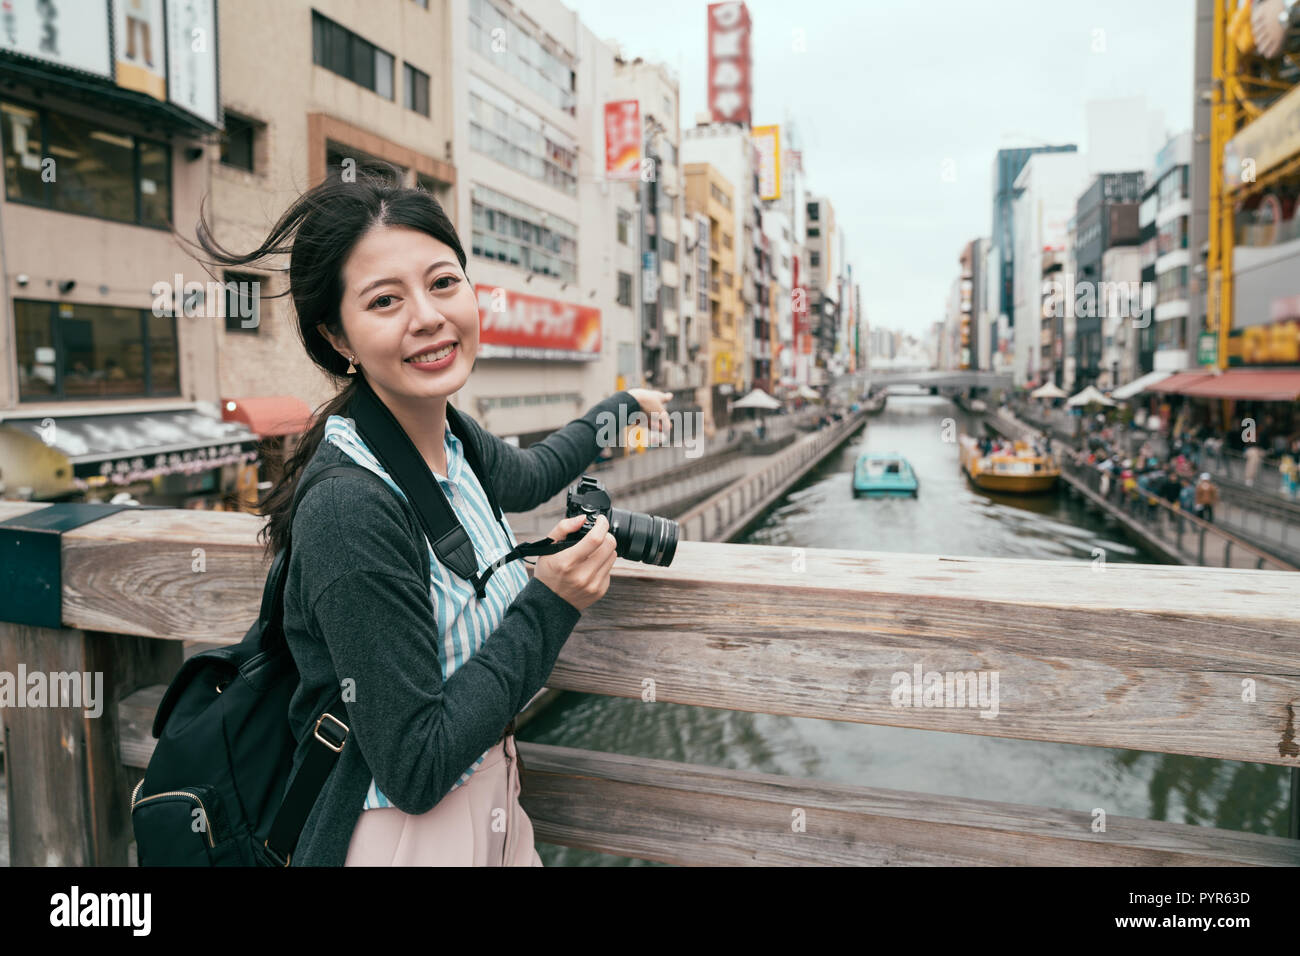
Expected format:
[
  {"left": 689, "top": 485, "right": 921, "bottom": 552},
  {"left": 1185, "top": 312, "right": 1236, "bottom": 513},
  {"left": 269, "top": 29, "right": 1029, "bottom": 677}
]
[{"left": 348, "top": 375, "right": 501, "bottom": 599}]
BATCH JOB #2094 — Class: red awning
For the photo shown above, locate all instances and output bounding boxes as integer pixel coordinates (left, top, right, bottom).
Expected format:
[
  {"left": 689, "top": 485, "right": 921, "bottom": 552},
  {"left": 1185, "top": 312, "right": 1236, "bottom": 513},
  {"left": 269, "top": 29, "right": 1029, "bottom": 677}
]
[
  {"left": 221, "top": 395, "right": 314, "bottom": 436},
  {"left": 1177, "top": 369, "right": 1300, "bottom": 402},
  {"left": 1147, "top": 372, "right": 1217, "bottom": 394}
]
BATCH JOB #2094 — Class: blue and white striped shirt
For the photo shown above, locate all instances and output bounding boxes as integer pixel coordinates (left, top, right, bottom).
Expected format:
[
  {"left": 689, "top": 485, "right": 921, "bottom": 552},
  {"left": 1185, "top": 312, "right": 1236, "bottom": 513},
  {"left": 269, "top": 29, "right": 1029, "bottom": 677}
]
[{"left": 322, "top": 412, "right": 532, "bottom": 810}]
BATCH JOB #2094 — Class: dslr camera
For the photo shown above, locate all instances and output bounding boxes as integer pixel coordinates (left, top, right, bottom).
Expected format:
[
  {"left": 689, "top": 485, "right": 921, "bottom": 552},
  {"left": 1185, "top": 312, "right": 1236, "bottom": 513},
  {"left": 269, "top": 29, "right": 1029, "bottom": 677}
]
[{"left": 563, "top": 475, "right": 679, "bottom": 567}]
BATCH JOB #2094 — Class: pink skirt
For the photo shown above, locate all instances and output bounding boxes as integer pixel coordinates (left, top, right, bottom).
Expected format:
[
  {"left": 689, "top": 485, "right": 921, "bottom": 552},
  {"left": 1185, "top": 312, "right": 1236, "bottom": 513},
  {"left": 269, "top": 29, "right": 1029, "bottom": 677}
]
[{"left": 343, "top": 734, "right": 543, "bottom": 866}]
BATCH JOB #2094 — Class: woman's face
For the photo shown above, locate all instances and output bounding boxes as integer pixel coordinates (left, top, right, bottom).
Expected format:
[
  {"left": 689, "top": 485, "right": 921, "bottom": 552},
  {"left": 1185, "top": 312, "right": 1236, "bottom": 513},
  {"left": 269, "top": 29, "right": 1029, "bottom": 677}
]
[{"left": 323, "top": 223, "right": 478, "bottom": 401}]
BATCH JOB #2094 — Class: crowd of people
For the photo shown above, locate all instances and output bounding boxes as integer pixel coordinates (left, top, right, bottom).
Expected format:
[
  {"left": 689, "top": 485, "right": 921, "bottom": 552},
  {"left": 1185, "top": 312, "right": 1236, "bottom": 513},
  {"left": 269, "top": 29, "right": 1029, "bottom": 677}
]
[
  {"left": 1018, "top": 405, "right": 1224, "bottom": 525},
  {"left": 1018, "top": 397, "right": 1300, "bottom": 506},
  {"left": 1074, "top": 447, "right": 1222, "bottom": 524}
]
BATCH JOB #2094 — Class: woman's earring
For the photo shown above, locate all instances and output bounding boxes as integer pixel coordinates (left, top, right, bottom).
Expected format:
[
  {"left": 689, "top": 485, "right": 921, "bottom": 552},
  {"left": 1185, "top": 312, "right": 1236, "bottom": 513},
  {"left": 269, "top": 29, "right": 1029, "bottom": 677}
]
[{"left": 346, "top": 354, "right": 357, "bottom": 375}]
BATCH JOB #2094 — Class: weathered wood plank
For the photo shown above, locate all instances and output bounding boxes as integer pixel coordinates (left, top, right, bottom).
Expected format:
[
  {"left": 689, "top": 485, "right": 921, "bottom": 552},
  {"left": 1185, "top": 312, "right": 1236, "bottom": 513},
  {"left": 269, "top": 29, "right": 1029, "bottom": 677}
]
[
  {"left": 554, "top": 545, "right": 1300, "bottom": 766},
  {"left": 515, "top": 742, "right": 1300, "bottom": 866},
  {"left": 109, "top": 706, "right": 1299, "bottom": 866},
  {"left": 4, "top": 501, "right": 1297, "bottom": 765}
]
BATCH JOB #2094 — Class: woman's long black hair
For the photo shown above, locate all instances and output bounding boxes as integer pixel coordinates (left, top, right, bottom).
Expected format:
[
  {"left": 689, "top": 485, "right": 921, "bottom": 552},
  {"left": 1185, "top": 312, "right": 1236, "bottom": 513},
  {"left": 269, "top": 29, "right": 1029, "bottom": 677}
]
[{"left": 194, "top": 162, "right": 468, "bottom": 559}]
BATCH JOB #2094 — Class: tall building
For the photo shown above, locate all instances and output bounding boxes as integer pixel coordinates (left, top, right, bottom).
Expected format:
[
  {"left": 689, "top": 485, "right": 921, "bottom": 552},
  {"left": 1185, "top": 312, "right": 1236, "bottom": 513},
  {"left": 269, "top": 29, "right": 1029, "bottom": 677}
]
[
  {"left": 683, "top": 121, "right": 766, "bottom": 407},
  {"left": 609, "top": 53, "right": 692, "bottom": 408},
  {"left": 803, "top": 193, "right": 837, "bottom": 382},
  {"left": 770, "top": 134, "right": 808, "bottom": 389},
  {"left": 1010, "top": 151, "right": 1089, "bottom": 386},
  {"left": 1149, "top": 131, "right": 1193, "bottom": 372},
  {"left": 684, "top": 162, "right": 741, "bottom": 431},
  {"left": 957, "top": 238, "right": 991, "bottom": 371},
  {"left": 1072, "top": 171, "right": 1145, "bottom": 387},
  {"left": 762, "top": 196, "right": 794, "bottom": 394},
  {"left": 989, "top": 144, "right": 1078, "bottom": 363},
  {"left": 453, "top": 0, "right": 625, "bottom": 446}
]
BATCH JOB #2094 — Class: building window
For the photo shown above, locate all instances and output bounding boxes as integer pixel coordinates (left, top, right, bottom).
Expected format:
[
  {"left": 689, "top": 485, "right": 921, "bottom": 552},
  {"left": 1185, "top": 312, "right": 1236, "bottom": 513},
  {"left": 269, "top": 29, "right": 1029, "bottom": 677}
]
[
  {"left": 617, "top": 271, "right": 632, "bottom": 306},
  {"left": 807, "top": 226, "right": 819, "bottom": 237},
  {"left": 661, "top": 286, "right": 677, "bottom": 311},
  {"left": 468, "top": 0, "right": 576, "bottom": 115},
  {"left": 468, "top": 82, "right": 577, "bottom": 195},
  {"left": 326, "top": 142, "right": 408, "bottom": 181},
  {"left": 807, "top": 201, "right": 819, "bottom": 221},
  {"left": 722, "top": 233, "right": 732, "bottom": 250},
  {"left": 2, "top": 100, "right": 172, "bottom": 228},
  {"left": 471, "top": 183, "right": 578, "bottom": 282},
  {"left": 617, "top": 209, "right": 632, "bottom": 245},
  {"left": 15, "top": 299, "right": 178, "bottom": 402},
  {"left": 810, "top": 251, "right": 820, "bottom": 267},
  {"left": 662, "top": 238, "right": 677, "bottom": 263},
  {"left": 220, "top": 114, "right": 258, "bottom": 171},
  {"left": 403, "top": 63, "right": 431, "bottom": 117},
  {"left": 311, "top": 10, "right": 395, "bottom": 100},
  {"left": 224, "top": 271, "right": 264, "bottom": 334}
]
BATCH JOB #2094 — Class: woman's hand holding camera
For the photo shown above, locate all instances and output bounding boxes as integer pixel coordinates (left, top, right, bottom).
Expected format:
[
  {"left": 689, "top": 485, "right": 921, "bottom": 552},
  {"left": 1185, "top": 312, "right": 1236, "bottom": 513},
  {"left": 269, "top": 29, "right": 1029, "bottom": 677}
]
[{"left": 534, "top": 514, "right": 617, "bottom": 612}]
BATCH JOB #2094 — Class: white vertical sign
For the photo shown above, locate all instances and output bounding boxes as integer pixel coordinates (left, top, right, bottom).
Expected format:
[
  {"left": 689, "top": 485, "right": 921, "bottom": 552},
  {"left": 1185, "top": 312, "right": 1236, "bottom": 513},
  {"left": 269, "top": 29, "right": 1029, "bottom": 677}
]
[{"left": 165, "top": 0, "right": 219, "bottom": 126}]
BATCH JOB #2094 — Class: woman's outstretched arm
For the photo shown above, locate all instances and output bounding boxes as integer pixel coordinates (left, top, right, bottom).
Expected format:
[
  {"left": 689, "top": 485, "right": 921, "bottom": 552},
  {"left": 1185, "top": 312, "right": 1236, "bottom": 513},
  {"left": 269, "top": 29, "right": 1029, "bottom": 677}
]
[{"left": 463, "top": 390, "right": 644, "bottom": 513}]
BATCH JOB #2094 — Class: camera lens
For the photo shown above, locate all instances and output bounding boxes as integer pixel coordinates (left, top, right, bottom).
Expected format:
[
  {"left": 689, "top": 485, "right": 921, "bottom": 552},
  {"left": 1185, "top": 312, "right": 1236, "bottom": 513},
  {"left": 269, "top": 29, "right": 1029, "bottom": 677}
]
[{"left": 608, "top": 507, "right": 679, "bottom": 566}]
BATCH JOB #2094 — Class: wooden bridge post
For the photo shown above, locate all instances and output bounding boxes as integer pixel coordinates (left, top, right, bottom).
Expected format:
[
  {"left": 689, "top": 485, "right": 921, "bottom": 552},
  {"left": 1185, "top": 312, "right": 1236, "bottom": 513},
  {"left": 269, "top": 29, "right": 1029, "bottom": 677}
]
[{"left": 0, "top": 622, "right": 180, "bottom": 865}]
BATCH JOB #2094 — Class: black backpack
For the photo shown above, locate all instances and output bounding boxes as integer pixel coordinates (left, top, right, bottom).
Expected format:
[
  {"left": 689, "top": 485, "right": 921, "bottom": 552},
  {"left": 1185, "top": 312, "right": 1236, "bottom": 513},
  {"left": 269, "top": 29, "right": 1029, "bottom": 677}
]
[{"left": 130, "top": 379, "right": 530, "bottom": 866}]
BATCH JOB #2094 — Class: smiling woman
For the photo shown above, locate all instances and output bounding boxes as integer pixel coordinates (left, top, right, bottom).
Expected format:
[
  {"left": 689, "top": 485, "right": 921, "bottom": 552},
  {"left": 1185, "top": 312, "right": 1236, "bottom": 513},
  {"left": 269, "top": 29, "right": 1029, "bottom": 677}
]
[{"left": 188, "top": 161, "right": 660, "bottom": 866}]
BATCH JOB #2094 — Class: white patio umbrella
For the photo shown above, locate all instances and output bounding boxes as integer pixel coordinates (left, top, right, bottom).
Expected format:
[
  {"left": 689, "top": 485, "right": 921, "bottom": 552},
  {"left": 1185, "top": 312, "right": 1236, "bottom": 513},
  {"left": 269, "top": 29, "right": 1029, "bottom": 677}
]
[
  {"left": 730, "top": 388, "right": 783, "bottom": 411},
  {"left": 1067, "top": 385, "right": 1116, "bottom": 407},
  {"left": 1030, "top": 382, "right": 1068, "bottom": 400},
  {"left": 797, "top": 385, "right": 822, "bottom": 400}
]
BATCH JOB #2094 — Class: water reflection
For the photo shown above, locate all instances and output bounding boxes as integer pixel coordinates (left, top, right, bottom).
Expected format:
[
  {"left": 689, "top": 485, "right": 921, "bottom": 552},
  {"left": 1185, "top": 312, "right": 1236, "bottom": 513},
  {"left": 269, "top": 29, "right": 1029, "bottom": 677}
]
[{"left": 521, "top": 395, "right": 1292, "bottom": 866}]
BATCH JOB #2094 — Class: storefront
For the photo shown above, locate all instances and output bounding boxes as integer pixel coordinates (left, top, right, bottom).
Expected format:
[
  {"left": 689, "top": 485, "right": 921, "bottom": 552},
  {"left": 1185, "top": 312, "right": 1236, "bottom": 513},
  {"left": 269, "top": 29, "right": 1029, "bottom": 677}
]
[
  {"left": 221, "top": 394, "right": 314, "bottom": 492},
  {"left": 1146, "top": 367, "right": 1300, "bottom": 449},
  {"left": 0, "top": 407, "right": 262, "bottom": 509}
]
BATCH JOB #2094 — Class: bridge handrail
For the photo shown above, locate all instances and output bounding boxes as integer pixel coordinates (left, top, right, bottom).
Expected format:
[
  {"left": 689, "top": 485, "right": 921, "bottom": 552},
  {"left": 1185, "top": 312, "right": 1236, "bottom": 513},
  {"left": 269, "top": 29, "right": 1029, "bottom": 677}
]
[{"left": 2, "top": 479, "right": 1298, "bottom": 865}]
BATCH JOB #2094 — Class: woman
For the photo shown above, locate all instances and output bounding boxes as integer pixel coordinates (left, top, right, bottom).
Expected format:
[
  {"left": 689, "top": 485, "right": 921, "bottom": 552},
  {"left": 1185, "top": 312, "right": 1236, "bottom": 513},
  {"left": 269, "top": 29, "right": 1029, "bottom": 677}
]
[{"left": 198, "top": 163, "right": 673, "bottom": 865}]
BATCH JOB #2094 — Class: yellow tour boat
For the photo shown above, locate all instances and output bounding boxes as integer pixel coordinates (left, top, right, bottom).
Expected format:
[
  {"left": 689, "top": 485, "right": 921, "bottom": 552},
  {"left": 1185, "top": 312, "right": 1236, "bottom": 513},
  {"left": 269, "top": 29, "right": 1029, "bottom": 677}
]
[{"left": 959, "top": 434, "right": 1060, "bottom": 494}]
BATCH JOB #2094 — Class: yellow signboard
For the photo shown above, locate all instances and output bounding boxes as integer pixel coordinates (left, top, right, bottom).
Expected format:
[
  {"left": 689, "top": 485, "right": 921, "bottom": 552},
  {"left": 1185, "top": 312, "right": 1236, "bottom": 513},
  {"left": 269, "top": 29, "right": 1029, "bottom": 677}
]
[
  {"left": 754, "top": 125, "right": 781, "bottom": 201},
  {"left": 1225, "top": 80, "right": 1300, "bottom": 190}
]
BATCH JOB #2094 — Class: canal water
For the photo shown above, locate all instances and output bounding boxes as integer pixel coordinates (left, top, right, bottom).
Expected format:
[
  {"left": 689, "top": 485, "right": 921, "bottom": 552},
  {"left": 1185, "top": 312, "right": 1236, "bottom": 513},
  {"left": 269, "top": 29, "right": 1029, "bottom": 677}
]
[{"left": 518, "top": 395, "right": 1293, "bottom": 865}]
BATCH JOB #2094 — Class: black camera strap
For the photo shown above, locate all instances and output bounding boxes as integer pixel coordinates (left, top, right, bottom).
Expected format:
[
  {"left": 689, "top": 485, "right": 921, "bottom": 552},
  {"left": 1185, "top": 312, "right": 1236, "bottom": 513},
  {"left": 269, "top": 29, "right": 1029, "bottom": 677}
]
[
  {"left": 347, "top": 374, "right": 537, "bottom": 600},
  {"left": 473, "top": 533, "right": 583, "bottom": 594}
]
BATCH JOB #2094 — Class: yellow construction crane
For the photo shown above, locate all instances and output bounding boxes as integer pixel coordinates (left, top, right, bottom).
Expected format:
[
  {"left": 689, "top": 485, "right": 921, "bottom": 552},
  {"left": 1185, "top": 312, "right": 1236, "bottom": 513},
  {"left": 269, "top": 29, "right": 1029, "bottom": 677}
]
[{"left": 1207, "top": 0, "right": 1300, "bottom": 369}]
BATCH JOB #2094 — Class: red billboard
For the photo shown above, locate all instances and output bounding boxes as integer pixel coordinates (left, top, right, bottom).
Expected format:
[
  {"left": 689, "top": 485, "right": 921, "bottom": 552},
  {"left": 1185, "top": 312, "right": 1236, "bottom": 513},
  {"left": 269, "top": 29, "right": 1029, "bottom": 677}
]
[
  {"left": 604, "top": 100, "right": 641, "bottom": 181},
  {"left": 475, "top": 285, "right": 601, "bottom": 361},
  {"left": 708, "top": 2, "right": 751, "bottom": 125}
]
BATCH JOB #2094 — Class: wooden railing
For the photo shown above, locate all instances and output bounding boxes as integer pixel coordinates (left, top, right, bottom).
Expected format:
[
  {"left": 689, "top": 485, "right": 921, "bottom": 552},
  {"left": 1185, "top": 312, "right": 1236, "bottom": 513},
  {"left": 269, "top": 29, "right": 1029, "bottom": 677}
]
[{"left": 2, "top": 490, "right": 1299, "bottom": 866}]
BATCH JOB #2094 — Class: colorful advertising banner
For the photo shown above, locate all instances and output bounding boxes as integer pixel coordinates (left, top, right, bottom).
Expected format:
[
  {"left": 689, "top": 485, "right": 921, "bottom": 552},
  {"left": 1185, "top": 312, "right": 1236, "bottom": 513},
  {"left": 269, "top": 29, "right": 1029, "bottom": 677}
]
[
  {"left": 114, "top": 0, "right": 165, "bottom": 99},
  {"left": 0, "top": 0, "right": 112, "bottom": 77},
  {"left": 476, "top": 284, "right": 601, "bottom": 361},
  {"left": 1225, "top": 80, "right": 1300, "bottom": 190},
  {"left": 1226, "top": 311, "right": 1300, "bottom": 366},
  {"left": 605, "top": 100, "right": 641, "bottom": 181},
  {"left": 754, "top": 124, "right": 780, "bottom": 200},
  {"left": 708, "top": 1, "right": 751, "bottom": 125}
]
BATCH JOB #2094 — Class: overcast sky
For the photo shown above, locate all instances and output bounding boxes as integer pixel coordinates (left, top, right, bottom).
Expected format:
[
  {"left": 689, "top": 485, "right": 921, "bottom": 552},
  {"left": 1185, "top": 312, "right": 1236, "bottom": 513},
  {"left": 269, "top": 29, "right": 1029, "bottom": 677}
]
[{"left": 563, "top": 0, "right": 1196, "bottom": 336}]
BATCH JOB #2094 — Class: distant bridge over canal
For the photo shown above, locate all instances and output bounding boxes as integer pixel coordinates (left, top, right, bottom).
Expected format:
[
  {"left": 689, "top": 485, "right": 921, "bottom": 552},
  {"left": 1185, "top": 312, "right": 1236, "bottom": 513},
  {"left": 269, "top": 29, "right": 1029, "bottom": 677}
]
[{"left": 865, "top": 369, "right": 1013, "bottom": 391}]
